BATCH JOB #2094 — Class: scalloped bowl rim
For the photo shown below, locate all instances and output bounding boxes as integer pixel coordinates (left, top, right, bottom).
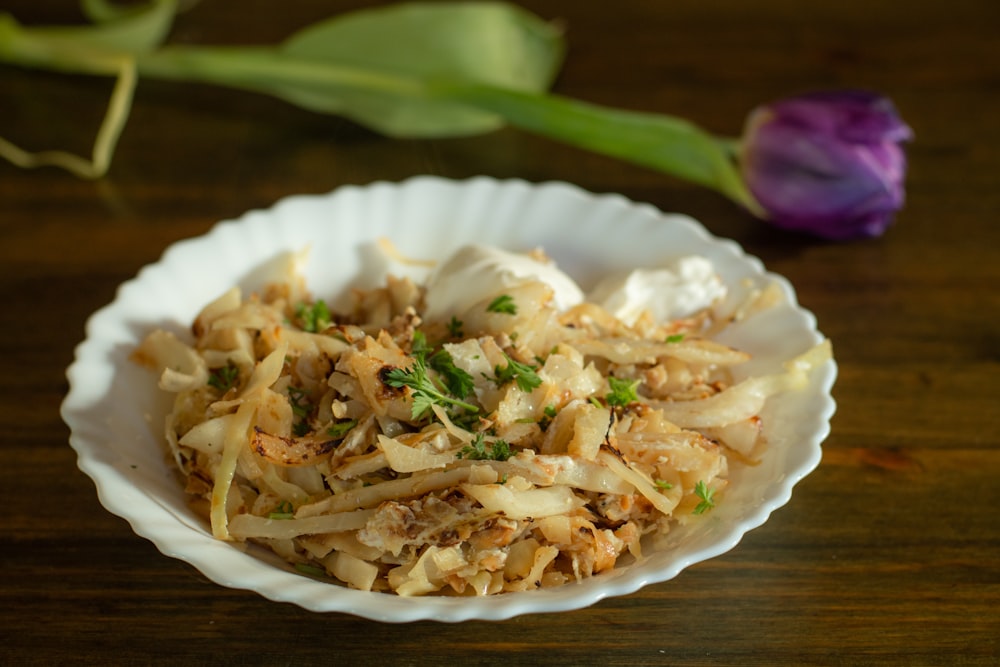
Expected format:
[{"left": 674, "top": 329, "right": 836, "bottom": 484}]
[{"left": 61, "top": 176, "right": 836, "bottom": 622}]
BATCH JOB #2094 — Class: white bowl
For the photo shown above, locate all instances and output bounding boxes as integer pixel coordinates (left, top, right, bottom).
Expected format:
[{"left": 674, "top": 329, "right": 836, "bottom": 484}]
[{"left": 61, "top": 176, "right": 836, "bottom": 622}]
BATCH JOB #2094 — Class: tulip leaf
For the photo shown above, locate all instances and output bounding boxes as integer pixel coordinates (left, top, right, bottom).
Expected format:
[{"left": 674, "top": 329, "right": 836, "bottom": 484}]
[
  {"left": 430, "top": 83, "right": 760, "bottom": 212},
  {"left": 24, "top": 0, "right": 177, "bottom": 55},
  {"left": 277, "top": 2, "right": 565, "bottom": 137},
  {"left": 138, "top": 2, "right": 565, "bottom": 139}
]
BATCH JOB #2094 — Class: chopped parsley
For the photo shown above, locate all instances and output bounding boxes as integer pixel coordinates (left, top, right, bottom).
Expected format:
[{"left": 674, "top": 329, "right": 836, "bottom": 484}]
[
  {"left": 486, "top": 294, "right": 517, "bottom": 315},
  {"left": 326, "top": 419, "right": 358, "bottom": 439},
  {"left": 692, "top": 480, "right": 716, "bottom": 515},
  {"left": 295, "top": 300, "right": 331, "bottom": 333},
  {"left": 487, "top": 353, "right": 542, "bottom": 392},
  {"left": 410, "top": 329, "right": 432, "bottom": 359},
  {"left": 457, "top": 433, "right": 513, "bottom": 461},
  {"left": 294, "top": 563, "right": 329, "bottom": 579},
  {"left": 450, "top": 411, "right": 483, "bottom": 432},
  {"left": 409, "top": 331, "right": 475, "bottom": 397},
  {"left": 287, "top": 386, "right": 310, "bottom": 418},
  {"left": 207, "top": 361, "right": 239, "bottom": 392},
  {"left": 286, "top": 386, "right": 313, "bottom": 436},
  {"left": 446, "top": 316, "right": 464, "bottom": 338},
  {"left": 268, "top": 500, "right": 294, "bottom": 520},
  {"left": 654, "top": 479, "right": 674, "bottom": 490},
  {"left": 428, "top": 349, "right": 475, "bottom": 399},
  {"left": 606, "top": 376, "right": 641, "bottom": 408},
  {"left": 384, "top": 353, "right": 479, "bottom": 421},
  {"left": 665, "top": 333, "right": 686, "bottom": 343},
  {"left": 538, "top": 404, "right": 558, "bottom": 431},
  {"left": 401, "top": 330, "right": 477, "bottom": 405}
]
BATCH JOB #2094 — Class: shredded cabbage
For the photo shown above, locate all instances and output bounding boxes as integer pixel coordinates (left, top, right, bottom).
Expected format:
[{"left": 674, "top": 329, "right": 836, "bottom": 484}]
[{"left": 132, "top": 245, "right": 831, "bottom": 594}]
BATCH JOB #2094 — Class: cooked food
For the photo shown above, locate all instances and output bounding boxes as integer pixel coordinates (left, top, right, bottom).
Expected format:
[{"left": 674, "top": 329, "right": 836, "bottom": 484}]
[{"left": 133, "top": 243, "right": 830, "bottom": 596}]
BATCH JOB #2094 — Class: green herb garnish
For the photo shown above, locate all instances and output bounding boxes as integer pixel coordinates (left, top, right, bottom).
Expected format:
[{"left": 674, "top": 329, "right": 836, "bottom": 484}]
[
  {"left": 537, "top": 404, "right": 558, "bottom": 431},
  {"left": 404, "top": 330, "right": 477, "bottom": 403},
  {"left": 428, "top": 350, "right": 475, "bottom": 399},
  {"left": 450, "top": 411, "right": 483, "bottom": 432},
  {"left": 446, "top": 316, "right": 464, "bottom": 338},
  {"left": 606, "top": 376, "right": 641, "bottom": 408},
  {"left": 287, "top": 386, "right": 313, "bottom": 436},
  {"left": 487, "top": 353, "right": 541, "bottom": 392},
  {"left": 384, "top": 355, "right": 479, "bottom": 420},
  {"left": 486, "top": 294, "right": 517, "bottom": 315},
  {"left": 692, "top": 480, "right": 716, "bottom": 515},
  {"left": 326, "top": 419, "right": 358, "bottom": 439},
  {"left": 268, "top": 500, "right": 294, "bottom": 520},
  {"left": 295, "top": 300, "right": 331, "bottom": 333},
  {"left": 457, "top": 433, "right": 513, "bottom": 461},
  {"left": 287, "top": 386, "right": 311, "bottom": 418},
  {"left": 654, "top": 479, "right": 674, "bottom": 490},
  {"left": 294, "top": 563, "right": 329, "bottom": 579},
  {"left": 207, "top": 361, "right": 239, "bottom": 393},
  {"left": 665, "top": 333, "right": 686, "bottom": 343},
  {"left": 410, "top": 329, "right": 432, "bottom": 360}
]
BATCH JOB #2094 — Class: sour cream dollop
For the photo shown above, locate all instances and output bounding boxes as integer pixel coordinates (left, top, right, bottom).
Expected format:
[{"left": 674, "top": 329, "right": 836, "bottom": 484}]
[
  {"left": 587, "top": 256, "right": 726, "bottom": 325},
  {"left": 422, "top": 245, "right": 584, "bottom": 322}
]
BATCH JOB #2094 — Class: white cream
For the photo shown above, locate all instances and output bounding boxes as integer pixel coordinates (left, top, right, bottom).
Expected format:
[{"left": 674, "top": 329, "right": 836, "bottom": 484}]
[
  {"left": 587, "top": 256, "right": 726, "bottom": 325},
  {"left": 422, "top": 244, "right": 584, "bottom": 322}
]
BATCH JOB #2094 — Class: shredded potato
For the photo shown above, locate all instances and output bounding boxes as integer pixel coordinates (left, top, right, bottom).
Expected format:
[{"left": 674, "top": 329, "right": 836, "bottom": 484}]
[{"left": 132, "top": 247, "right": 831, "bottom": 596}]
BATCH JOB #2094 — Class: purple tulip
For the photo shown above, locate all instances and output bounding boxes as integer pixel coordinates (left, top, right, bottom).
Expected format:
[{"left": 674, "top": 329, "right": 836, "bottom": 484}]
[{"left": 740, "top": 91, "right": 913, "bottom": 240}]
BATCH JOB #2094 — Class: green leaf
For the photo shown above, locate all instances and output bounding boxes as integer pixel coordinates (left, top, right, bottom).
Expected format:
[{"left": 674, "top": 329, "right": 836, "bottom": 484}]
[
  {"left": 250, "top": 2, "right": 564, "bottom": 137},
  {"left": 606, "top": 376, "right": 641, "bottom": 408},
  {"left": 489, "top": 353, "right": 542, "bottom": 393},
  {"left": 294, "top": 563, "right": 330, "bottom": 579},
  {"left": 295, "top": 299, "right": 331, "bottom": 333},
  {"left": 207, "top": 361, "right": 240, "bottom": 393},
  {"left": 384, "top": 356, "right": 480, "bottom": 421},
  {"left": 428, "top": 350, "right": 476, "bottom": 400},
  {"left": 326, "top": 419, "right": 358, "bottom": 439},
  {"left": 267, "top": 500, "right": 294, "bottom": 520},
  {"left": 692, "top": 480, "right": 716, "bottom": 515},
  {"left": 429, "top": 82, "right": 760, "bottom": 212},
  {"left": 446, "top": 316, "right": 464, "bottom": 339},
  {"left": 457, "top": 433, "right": 513, "bottom": 461},
  {"left": 486, "top": 294, "right": 518, "bottom": 314},
  {"left": 31, "top": 0, "right": 177, "bottom": 54}
]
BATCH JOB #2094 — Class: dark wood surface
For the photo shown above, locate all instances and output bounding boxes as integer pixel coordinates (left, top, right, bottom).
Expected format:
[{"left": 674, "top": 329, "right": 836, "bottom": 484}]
[{"left": 2, "top": 1, "right": 998, "bottom": 664}]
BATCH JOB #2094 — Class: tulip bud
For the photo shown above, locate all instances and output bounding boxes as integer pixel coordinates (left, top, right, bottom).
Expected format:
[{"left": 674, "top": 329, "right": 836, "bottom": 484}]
[{"left": 740, "top": 91, "right": 913, "bottom": 240}]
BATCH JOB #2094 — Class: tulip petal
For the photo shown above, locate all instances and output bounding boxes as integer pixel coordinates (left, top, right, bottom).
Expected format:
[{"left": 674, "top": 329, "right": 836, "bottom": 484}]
[{"left": 741, "top": 90, "right": 912, "bottom": 240}]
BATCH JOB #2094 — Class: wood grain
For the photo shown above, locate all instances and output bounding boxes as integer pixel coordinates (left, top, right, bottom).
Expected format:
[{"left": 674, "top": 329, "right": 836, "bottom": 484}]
[{"left": 1, "top": 0, "right": 998, "bottom": 664}]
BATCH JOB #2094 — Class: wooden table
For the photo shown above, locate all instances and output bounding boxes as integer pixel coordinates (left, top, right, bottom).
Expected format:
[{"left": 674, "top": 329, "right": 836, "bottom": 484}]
[{"left": 2, "top": 1, "right": 997, "bottom": 664}]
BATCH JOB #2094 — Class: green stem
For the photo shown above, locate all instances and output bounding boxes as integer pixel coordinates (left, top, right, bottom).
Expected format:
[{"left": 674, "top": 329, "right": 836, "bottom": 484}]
[
  {"left": 0, "top": 13, "right": 120, "bottom": 75},
  {"left": 0, "top": 13, "right": 137, "bottom": 178},
  {"left": 430, "top": 81, "right": 761, "bottom": 213},
  {"left": 135, "top": 45, "right": 424, "bottom": 98}
]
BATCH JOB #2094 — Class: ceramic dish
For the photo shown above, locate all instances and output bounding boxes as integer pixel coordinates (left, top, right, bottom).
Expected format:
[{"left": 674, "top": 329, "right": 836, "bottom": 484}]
[{"left": 61, "top": 176, "right": 836, "bottom": 622}]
